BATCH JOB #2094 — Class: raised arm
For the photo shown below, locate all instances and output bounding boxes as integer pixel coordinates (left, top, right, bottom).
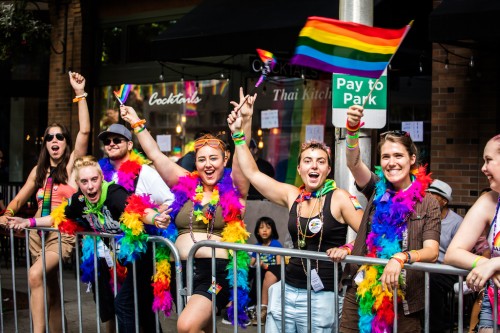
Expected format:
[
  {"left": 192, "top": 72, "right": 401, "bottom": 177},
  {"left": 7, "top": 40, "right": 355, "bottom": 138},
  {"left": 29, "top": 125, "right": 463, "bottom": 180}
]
[
  {"left": 120, "top": 105, "right": 187, "bottom": 187},
  {"left": 229, "top": 87, "right": 256, "bottom": 199},
  {"left": 346, "top": 105, "right": 372, "bottom": 189},
  {"left": 68, "top": 72, "right": 91, "bottom": 173},
  {"left": 227, "top": 110, "right": 298, "bottom": 208},
  {"left": 445, "top": 191, "right": 500, "bottom": 289}
]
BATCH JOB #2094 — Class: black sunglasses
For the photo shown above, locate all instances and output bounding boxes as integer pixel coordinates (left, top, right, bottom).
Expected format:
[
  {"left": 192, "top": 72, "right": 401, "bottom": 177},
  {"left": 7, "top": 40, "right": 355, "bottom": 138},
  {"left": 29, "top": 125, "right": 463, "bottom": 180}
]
[
  {"left": 103, "top": 137, "right": 126, "bottom": 146},
  {"left": 380, "top": 130, "right": 409, "bottom": 138},
  {"left": 45, "top": 133, "right": 65, "bottom": 142}
]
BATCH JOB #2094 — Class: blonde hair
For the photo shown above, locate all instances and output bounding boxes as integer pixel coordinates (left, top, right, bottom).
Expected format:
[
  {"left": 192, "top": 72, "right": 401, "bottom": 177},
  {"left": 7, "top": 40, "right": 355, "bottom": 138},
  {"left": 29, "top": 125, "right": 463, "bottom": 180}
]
[{"left": 73, "top": 156, "right": 103, "bottom": 181}]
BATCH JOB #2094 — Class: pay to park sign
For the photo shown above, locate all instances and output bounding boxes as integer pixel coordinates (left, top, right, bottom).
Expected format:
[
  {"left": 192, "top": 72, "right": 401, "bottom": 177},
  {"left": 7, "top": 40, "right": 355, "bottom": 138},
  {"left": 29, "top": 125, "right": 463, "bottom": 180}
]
[{"left": 332, "top": 71, "right": 387, "bottom": 129}]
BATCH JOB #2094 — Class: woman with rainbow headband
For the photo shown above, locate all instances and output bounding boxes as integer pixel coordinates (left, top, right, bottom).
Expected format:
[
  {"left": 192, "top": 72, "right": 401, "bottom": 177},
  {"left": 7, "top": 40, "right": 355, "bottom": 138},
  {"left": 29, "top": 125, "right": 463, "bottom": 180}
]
[
  {"left": 0, "top": 72, "right": 90, "bottom": 333},
  {"left": 340, "top": 105, "right": 440, "bottom": 333},
  {"left": 227, "top": 109, "right": 363, "bottom": 333},
  {"left": 119, "top": 87, "right": 255, "bottom": 332},
  {"left": 7, "top": 155, "right": 171, "bottom": 332},
  {"left": 445, "top": 135, "right": 500, "bottom": 333}
]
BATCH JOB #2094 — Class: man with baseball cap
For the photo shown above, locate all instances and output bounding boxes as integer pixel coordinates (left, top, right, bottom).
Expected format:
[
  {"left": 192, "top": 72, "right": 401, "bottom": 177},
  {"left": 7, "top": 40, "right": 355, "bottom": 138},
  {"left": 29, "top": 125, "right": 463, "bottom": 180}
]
[
  {"left": 427, "top": 179, "right": 464, "bottom": 332},
  {"left": 97, "top": 123, "right": 173, "bottom": 332}
]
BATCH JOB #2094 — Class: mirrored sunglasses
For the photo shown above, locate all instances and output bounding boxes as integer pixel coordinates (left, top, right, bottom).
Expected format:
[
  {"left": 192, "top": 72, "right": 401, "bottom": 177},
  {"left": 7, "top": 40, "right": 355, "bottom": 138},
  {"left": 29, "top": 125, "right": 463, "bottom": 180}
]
[
  {"left": 103, "top": 137, "right": 126, "bottom": 146},
  {"left": 194, "top": 138, "right": 225, "bottom": 151},
  {"left": 45, "top": 133, "right": 65, "bottom": 142}
]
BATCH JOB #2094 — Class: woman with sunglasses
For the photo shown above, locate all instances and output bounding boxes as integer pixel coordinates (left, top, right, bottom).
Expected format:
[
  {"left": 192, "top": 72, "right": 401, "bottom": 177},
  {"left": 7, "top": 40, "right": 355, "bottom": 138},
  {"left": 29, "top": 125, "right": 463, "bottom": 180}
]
[
  {"left": 226, "top": 110, "right": 363, "bottom": 333},
  {"left": 339, "top": 105, "right": 440, "bottom": 333},
  {"left": 119, "top": 88, "right": 255, "bottom": 332},
  {"left": 0, "top": 72, "right": 90, "bottom": 333},
  {"left": 444, "top": 135, "right": 500, "bottom": 333}
]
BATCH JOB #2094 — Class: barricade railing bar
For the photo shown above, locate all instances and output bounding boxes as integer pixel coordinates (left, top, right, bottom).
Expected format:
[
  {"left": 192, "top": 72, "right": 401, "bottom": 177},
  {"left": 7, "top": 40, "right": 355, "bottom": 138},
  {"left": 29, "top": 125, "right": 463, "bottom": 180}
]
[
  {"left": 187, "top": 240, "right": 481, "bottom": 333},
  {"left": 0, "top": 228, "right": 183, "bottom": 333}
]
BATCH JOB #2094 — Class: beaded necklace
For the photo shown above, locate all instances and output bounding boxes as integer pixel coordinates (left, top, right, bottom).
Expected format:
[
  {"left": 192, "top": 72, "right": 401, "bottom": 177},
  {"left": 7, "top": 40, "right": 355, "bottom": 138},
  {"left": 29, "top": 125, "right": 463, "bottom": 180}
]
[
  {"left": 189, "top": 182, "right": 219, "bottom": 243},
  {"left": 297, "top": 195, "right": 324, "bottom": 275}
]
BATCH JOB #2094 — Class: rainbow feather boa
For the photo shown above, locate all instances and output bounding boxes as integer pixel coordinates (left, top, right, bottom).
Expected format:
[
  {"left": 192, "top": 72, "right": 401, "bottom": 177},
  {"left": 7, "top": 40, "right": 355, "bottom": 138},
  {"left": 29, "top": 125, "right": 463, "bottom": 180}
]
[
  {"left": 356, "top": 166, "right": 431, "bottom": 333},
  {"left": 169, "top": 169, "right": 251, "bottom": 327},
  {"left": 118, "top": 193, "right": 176, "bottom": 316},
  {"left": 99, "top": 149, "right": 149, "bottom": 192}
]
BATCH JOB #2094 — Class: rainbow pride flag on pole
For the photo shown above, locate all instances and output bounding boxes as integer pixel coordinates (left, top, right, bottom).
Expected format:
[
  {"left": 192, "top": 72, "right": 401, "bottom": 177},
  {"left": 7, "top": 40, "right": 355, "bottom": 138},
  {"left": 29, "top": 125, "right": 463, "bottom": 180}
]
[{"left": 290, "top": 17, "right": 412, "bottom": 78}]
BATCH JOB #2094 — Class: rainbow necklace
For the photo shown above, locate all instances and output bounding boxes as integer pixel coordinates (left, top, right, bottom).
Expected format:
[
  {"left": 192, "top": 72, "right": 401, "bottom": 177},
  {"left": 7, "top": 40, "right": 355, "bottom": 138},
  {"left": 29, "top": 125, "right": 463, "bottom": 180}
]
[
  {"left": 99, "top": 149, "right": 149, "bottom": 192},
  {"left": 356, "top": 166, "right": 431, "bottom": 333},
  {"left": 189, "top": 182, "right": 220, "bottom": 242},
  {"left": 489, "top": 195, "right": 500, "bottom": 252}
]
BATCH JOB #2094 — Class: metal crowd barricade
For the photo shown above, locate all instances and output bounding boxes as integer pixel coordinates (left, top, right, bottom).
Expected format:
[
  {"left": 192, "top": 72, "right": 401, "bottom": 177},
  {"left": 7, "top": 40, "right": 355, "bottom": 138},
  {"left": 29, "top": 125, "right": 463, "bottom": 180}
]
[
  {"left": 186, "top": 240, "right": 486, "bottom": 333},
  {"left": 0, "top": 227, "right": 183, "bottom": 333}
]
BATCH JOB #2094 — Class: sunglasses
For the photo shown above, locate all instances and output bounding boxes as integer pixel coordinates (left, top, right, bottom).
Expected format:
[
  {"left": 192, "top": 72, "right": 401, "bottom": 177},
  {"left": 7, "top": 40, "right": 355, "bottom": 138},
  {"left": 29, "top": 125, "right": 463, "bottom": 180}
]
[
  {"left": 45, "top": 133, "right": 65, "bottom": 142},
  {"left": 380, "top": 130, "right": 409, "bottom": 138},
  {"left": 194, "top": 138, "right": 225, "bottom": 151},
  {"left": 103, "top": 137, "right": 127, "bottom": 146}
]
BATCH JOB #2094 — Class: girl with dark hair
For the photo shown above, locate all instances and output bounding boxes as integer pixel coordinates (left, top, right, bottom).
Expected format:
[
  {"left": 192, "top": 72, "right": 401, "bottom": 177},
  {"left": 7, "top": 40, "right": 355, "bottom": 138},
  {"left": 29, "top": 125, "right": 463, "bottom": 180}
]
[
  {"left": 0, "top": 72, "right": 90, "bottom": 333},
  {"left": 248, "top": 216, "right": 282, "bottom": 325}
]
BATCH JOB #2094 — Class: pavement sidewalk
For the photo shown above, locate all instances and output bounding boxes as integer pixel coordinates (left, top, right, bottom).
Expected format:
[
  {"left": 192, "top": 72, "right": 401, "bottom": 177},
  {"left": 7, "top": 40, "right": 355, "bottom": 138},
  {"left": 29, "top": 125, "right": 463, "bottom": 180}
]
[{"left": 1, "top": 264, "right": 261, "bottom": 333}]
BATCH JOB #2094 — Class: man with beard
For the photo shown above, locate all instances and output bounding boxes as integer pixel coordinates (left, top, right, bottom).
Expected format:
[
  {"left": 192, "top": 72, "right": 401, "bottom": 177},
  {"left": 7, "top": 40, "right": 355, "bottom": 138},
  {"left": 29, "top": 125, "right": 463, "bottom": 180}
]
[{"left": 97, "top": 124, "right": 174, "bottom": 332}]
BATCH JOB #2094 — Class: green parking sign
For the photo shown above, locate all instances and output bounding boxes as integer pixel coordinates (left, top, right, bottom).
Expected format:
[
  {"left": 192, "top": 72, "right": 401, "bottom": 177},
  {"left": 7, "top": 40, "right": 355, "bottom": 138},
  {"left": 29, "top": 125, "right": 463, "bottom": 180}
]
[{"left": 332, "top": 71, "right": 387, "bottom": 129}]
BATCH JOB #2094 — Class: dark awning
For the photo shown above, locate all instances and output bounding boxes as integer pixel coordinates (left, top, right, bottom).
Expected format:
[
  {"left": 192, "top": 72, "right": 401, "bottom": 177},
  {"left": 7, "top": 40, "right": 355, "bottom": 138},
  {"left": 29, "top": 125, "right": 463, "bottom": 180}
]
[
  {"left": 429, "top": 0, "right": 500, "bottom": 46},
  {"left": 152, "top": 0, "right": 340, "bottom": 60},
  {"left": 153, "top": 0, "right": 431, "bottom": 76}
]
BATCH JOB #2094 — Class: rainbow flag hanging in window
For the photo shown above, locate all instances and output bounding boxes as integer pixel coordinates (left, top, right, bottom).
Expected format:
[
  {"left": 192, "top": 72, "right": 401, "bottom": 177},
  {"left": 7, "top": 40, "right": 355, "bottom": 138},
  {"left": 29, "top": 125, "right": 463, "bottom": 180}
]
[{"left": 290, "top": 17, "right": 412, "bottom": 78}]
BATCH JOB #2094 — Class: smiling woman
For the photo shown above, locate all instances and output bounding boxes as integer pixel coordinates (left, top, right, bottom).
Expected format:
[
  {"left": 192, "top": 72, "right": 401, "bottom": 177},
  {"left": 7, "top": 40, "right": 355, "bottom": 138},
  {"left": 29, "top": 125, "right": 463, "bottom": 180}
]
[
  {"left": 227, "top": 105, "right": 363, "bottom": 332},
  {"left": 119, "top": 87, "right": 255, "bottom": 331},
  {"left": 340, "top": 105, "right": 440, "bottom": 333}
]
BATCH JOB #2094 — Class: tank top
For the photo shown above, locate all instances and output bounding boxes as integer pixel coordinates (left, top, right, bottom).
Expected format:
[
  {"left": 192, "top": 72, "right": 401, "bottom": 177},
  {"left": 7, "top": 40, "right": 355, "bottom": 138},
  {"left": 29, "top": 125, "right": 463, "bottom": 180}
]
[
  {"left": 176, "top": 200, "right": 225, "bottom": 237},
  {"left": 36, "top": 183, "right": 76, "bottom": 210},
  {"left": 286, "top": 190, "right": 347, "bottom": 291},
  {"left": 487, "top": 196, "right": 500, "bottom": 258}
]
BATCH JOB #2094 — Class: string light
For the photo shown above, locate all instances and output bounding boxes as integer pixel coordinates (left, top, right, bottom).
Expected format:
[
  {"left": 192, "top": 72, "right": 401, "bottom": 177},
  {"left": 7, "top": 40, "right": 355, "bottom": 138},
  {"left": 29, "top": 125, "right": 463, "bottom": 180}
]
[
  {"left": 257, "top": 128, "right": 263, "bottom": 137},
  {"left": 258, "top": 139, "right": 264, "bottom": 149},
  {"left": 159, "top": 66, "right": 165, "bottom": 81},
  {"left": 469, "top": 56, "right": 475, "bottom": 68},
  {"left": 176, "top": 124, "right": 182, "bottom": 134}
]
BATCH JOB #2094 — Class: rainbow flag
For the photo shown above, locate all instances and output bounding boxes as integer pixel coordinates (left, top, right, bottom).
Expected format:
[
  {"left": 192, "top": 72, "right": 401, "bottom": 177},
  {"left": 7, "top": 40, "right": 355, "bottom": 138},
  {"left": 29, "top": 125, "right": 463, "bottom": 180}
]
[
  {"left": 113, "top": 84, "right": 132, "bottom": 105},
  {"left": 291, "top": 17, "right": 411, "bottom": 78}
]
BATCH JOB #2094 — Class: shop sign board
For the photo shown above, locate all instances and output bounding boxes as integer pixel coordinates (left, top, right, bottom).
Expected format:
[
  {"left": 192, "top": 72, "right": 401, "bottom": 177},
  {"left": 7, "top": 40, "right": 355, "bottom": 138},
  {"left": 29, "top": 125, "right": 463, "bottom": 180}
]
[{"left": 332, "top": 70, "right": 387, "bottom": 129}]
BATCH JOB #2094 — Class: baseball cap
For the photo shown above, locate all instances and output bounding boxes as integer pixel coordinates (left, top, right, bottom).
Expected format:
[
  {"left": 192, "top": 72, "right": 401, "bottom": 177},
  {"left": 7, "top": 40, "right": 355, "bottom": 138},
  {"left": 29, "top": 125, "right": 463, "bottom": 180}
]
[
  {"left": 98, "top": 124, "right": 132, "bottom": 141},
  {"left": 427, "top": 179, "right": 453, "bottom": 202}
]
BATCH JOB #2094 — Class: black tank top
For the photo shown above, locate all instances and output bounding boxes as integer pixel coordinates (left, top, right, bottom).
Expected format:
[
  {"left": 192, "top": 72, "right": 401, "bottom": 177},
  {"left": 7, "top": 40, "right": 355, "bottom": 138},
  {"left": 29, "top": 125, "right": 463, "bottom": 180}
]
[{"left": 286, "top": 190, "right": 347, "bottom": 291}]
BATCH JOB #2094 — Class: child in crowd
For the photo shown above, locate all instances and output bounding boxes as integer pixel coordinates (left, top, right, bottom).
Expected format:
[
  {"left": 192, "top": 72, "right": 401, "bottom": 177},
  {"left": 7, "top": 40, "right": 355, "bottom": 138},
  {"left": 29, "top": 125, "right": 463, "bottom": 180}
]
[{"left": 249, "top": 217, "right": 283, "bottom": 325}]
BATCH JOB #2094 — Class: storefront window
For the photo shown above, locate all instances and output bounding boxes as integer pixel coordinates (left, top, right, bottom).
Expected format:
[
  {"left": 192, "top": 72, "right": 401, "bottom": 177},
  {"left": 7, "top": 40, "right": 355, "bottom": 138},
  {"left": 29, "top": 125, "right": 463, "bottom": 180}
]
[
  {"left": 249, "top": 77, "right": 333, "bottom": 186},
  {"left": 98, "top": 79, "right": 229, "bottom": 159}
]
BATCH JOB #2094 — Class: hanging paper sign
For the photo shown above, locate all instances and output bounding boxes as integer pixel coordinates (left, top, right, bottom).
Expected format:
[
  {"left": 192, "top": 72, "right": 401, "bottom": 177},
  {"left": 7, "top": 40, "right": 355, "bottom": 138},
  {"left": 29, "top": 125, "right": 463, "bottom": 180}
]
[
  {"left": 156, "top": 135, "right": 171, "bottom": 152},
  {"left": 402, "top": 121, "right": 424, "bottom": 142},
  {"left": 261, "top": 109, "right": 279, "bottom": 129},
  {"left": 305, "top": 125, "right": 324, "bottom": 143}
]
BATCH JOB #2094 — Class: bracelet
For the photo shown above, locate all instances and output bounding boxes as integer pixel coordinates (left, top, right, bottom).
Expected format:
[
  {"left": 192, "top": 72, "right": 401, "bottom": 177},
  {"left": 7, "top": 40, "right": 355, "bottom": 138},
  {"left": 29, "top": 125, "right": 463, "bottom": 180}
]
[
  {"left": 406, "top": 251, "right": 412, "bottom": 263},
  {"left": 134, "top": 126, "right": 146, "bottom": 134},
  {"left": 472, "top": 255, "right": 485, "bottom": 269},
  {"left": 346, "top": 131, "right": 360, "bottom": 140},
  {"left": 5, "top": 208, "right": 15, "bottom": 216},
  {"left": 72, "top": 92, "right": 88, "bottom": 103},
  {"left": 346, "top": 141, "right": 359, "bottom": 150},
  {"left": 29, "top": 217, "right": 36, "bottom": 228},
  {"left": 151, "top": 213, "right": 160, "bottom": 226},
  {"left": 411, "top": 250, "right": 421, "bottom": 262},
  {"left": 131, "top": 119, "right": 146, "bottom": 129},
  {"left": 234, "top": 137, "right": 246, "bottom": 145},
  {"left": 340, "top": 245, "right": 352, "bottom": 255},
  {"left": 346, "top": 120, "right": 361, "bottom": 132},
  {"left": 390, "top": 256, "right": 405, "bottom": 269},
  {"left": 231, "top": 132, "right": 245, "bottom": 139}
]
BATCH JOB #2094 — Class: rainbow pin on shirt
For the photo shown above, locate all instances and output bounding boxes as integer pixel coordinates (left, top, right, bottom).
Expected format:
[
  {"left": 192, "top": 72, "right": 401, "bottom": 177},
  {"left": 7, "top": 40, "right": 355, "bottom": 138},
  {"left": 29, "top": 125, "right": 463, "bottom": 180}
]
[{"left": 113, "top": 84, "right": 132, "bottom": 105}]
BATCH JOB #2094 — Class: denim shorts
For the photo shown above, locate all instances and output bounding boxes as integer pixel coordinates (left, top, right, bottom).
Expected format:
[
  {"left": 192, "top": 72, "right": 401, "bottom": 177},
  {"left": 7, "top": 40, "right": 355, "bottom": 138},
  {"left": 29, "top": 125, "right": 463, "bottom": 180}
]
[
  {"left": 479, "top": 283, "right": 500, "bottom": 329},
  {"left": 265, "top": 282, "right": 344, "bottom": 333}
]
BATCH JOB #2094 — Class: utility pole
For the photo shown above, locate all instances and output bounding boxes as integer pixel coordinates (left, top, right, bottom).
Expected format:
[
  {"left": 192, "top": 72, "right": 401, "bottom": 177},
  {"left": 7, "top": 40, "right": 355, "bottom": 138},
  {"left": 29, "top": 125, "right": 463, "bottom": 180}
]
[{"left": 335, "top": 0, "right": 373, "bottom": 242}]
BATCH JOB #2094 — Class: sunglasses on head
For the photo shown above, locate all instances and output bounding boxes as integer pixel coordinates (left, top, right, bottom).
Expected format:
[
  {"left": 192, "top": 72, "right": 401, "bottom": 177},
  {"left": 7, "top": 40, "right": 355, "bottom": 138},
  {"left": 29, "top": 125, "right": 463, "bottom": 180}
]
[
  {"left": 380, "top": 130, "right": 409, "bottom": 138},
  {"left": 45, "top": 133, "right": 65, "bottom": 142},
  {"left": 103, "top": 137, "right": 127, "bottom": 146},
  {"left": 194, "top": 138, "right": 225, "bottom": 151}
]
